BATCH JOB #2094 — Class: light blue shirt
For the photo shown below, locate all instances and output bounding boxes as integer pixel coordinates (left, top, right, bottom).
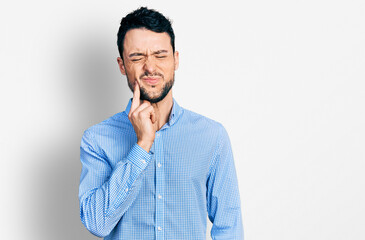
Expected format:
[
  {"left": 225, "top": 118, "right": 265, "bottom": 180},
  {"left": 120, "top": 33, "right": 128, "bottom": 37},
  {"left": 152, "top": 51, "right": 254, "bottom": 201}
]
[{"left": 79, "top": 99, "right": 243, "bottom": 239}]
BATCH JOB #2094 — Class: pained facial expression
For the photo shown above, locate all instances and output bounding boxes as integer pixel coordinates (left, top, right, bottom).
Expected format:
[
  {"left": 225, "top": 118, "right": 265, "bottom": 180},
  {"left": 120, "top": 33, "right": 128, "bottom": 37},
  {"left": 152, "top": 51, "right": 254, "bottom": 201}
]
[{"left": 117, "top": 28, "right": 179, "bottom": 103}]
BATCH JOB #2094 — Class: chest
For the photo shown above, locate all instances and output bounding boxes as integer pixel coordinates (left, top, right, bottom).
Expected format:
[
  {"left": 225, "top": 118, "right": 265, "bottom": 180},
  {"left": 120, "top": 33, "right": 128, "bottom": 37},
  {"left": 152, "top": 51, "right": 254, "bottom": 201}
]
[{"left": 151, "top": 131, "right": 214, "bottom": 188}]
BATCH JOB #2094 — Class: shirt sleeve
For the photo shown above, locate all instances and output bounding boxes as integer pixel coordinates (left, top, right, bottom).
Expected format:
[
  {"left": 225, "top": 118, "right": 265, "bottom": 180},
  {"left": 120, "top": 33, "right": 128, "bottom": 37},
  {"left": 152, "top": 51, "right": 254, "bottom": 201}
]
[
  {"left": 206, "top": 125, "right": 244, "bottom": 240},
  {"left": 78, "top": 130, "right": 152, "bottom": 238}
]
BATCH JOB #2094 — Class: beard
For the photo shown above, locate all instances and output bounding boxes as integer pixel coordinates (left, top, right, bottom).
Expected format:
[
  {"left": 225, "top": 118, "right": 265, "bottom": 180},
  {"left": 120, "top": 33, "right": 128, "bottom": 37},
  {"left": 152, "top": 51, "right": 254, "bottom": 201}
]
[{"left": 127, "top": 72, "right": 175, "bottom": 103}]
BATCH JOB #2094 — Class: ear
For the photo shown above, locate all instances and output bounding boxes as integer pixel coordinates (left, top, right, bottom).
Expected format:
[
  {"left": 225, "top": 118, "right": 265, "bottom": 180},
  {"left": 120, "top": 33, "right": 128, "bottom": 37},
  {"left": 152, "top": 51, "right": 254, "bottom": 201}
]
[
  {"left": 174, "top": 51, "right": 179, "bottom": 70},
  {"left": 117, "top": 57, "right": 126, "bottom": 75}
]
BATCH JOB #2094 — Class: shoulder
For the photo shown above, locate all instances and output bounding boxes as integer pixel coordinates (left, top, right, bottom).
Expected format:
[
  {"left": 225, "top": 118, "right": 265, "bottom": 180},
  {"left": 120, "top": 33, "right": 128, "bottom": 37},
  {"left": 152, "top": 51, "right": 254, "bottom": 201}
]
[
  {"left": 181, "top": 107, "right": 224, "bottom": 129},
  {"left": 81, "top": 111, "right": 133, "bottom": 143},
  {"left": 179, "top": 107, "right": 228, "bottom": 140}
]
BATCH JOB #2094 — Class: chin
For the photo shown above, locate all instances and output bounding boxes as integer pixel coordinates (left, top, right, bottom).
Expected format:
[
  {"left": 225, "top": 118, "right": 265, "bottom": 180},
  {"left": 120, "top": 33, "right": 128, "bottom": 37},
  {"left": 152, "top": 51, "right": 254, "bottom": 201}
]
[{"left": 141, "top": 92, "right": 166, "bottom": 103}]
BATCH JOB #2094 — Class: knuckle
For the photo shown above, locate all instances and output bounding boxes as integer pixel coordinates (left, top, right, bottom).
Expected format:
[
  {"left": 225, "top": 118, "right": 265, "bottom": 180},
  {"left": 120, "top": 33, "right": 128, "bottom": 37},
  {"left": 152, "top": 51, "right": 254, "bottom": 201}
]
[{"left": 131, "top": 112, "right": 138, "bottom": 119}]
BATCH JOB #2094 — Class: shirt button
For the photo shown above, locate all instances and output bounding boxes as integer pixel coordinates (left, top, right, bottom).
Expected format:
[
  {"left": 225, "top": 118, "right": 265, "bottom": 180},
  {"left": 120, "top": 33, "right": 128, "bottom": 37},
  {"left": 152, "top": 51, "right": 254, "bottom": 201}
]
[
  {"left": 158, "top": 194, "right": 162, "bottom": 199},
  {"left": 141, "top": 159, "right": 146, "bottom": 164},
  {"left": 158, "top": 226, "right": 162, "bottom": 231},
  {"left": 157, "top": 163, "right": 162, "bottom": 168},
  {"left": 156, "top": 133, "right": 160, "bottom": 137},
  {"left": 125, "top": 188, "right": 128, "bottom": 192}
]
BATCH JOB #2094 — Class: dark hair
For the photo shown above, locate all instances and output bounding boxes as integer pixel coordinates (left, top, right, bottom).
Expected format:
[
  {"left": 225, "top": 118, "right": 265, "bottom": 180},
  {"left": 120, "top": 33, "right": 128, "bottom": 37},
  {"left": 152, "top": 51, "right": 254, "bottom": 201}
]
[{"left": 117, "top": 7, "right": 175, "bottom": 58}]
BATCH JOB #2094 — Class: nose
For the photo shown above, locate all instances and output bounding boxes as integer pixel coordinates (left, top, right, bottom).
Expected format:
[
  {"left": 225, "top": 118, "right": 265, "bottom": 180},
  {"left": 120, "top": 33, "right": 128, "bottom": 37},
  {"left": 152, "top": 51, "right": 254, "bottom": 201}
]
[{"left": 143, "top": 56, "right": 156, "bottom": 74}]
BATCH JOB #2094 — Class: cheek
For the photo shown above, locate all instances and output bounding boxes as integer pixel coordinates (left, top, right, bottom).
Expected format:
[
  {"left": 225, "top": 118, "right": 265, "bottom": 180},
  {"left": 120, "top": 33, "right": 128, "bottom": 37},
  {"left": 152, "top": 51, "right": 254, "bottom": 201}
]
[
  {"left": 125, "top": 64, "right": 142, "bottom": 77},
  {"left": 159, "top": 61, "right": 175, "bottom": 72}
]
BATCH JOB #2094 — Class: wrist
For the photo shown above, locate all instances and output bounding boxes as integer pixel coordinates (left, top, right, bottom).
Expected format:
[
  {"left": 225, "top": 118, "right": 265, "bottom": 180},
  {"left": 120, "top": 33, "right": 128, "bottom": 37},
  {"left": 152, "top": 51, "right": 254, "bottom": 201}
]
[{"left": 137, "top": 140, "right": 153, "bottom": 153}]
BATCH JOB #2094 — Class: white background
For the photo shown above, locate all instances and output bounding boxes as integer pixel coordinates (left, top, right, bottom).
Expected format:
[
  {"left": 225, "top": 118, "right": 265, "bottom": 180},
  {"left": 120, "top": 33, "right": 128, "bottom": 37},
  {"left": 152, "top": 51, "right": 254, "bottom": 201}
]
[{"left": 1, "top": 0, "right": 364, "bottom": 239}]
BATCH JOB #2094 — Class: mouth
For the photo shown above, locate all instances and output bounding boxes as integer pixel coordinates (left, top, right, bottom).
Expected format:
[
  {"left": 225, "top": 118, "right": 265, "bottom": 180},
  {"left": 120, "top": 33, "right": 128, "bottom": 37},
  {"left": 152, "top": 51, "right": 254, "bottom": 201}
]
[{"left": 141, "top": 77, "right": 160, "bottom": 85}]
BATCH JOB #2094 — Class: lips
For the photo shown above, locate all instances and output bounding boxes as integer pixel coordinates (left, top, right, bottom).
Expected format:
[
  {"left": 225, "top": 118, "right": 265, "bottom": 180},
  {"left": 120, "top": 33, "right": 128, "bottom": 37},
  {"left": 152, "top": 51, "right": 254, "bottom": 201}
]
[{"left": 142, "top": 77, "right": 160, "bottom": 85}]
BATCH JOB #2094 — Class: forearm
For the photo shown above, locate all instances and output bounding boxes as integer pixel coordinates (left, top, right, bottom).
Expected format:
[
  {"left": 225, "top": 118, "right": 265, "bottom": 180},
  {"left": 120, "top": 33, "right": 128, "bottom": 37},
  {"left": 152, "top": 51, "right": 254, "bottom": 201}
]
[
  {"left": 79, "top": 142, "right": 151, "bottom": 237},
  {"left": 210, "top": 207, "right": 243, "bottom": 240},
  {"left": 207, "top": 125, "right": 244, "bottom": 239},
  {"left": 209, "top": 180, "right": 244, "bottom": 240}
]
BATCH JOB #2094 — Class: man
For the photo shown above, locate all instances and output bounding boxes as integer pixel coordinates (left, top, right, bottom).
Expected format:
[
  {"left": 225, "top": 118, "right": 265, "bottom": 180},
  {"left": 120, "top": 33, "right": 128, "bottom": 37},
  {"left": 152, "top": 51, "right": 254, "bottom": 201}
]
[{"left": 79, "top": 7, "right": 243, "bottom": 240}]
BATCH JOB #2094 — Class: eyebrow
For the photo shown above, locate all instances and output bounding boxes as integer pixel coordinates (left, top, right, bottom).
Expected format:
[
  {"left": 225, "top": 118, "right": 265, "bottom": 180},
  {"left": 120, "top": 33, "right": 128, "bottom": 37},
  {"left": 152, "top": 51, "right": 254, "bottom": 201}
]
[
  {"left": 128, "top": 53, "right": 144, "bottom": 58},
  {"left": 154, "top": 50, "right": 168, "bottom": 54},
  {"left": 128, "top": 50, "right": 169, "bottom": 58}
]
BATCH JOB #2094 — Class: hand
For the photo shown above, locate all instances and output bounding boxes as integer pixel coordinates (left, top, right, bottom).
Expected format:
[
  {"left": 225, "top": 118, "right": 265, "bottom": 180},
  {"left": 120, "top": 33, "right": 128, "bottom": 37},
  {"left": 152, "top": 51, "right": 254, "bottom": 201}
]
[{"left": 128, "top": 81, "right": 156, "bottom": 152}]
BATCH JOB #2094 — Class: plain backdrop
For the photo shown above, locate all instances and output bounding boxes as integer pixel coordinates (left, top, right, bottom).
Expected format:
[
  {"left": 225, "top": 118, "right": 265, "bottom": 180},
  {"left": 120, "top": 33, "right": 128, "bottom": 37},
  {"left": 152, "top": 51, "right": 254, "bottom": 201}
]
[{"left": 1, "top": 0, "right": 364, "bottom": 239}]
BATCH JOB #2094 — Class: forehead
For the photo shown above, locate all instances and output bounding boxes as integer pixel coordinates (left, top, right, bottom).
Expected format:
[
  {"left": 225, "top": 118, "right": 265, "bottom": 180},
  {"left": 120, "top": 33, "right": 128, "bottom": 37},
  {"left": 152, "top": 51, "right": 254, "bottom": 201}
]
[{"left": 123, "top": 28, "right": 172, "bottom": 54}]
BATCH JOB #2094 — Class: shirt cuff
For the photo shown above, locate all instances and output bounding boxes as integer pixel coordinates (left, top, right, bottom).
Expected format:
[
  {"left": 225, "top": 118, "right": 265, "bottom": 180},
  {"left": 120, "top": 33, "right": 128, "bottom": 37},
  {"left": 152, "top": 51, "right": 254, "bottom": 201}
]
[{"left": 126, "top": 143, "right": 153, "bottom": 171}]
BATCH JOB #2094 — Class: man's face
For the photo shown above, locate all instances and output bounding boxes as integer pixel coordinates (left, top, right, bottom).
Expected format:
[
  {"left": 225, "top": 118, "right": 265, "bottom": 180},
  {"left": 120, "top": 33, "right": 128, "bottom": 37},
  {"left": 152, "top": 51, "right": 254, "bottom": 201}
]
[{"left": 117, "top": 28, "right": 179, "bottom": 103}]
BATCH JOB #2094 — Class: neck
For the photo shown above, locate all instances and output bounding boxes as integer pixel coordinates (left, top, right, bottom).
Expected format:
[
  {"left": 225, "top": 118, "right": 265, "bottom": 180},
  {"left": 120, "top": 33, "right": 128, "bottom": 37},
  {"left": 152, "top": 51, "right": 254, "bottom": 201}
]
[{"left": 151, "top": 90, "right": 173, "bottom": 130}]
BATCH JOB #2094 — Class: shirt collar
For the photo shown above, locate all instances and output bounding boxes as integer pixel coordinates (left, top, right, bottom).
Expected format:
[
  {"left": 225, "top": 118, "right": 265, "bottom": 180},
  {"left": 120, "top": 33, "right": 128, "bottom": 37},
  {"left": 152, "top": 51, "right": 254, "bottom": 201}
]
[{"left": 124, "top": 98, "right": 183, "bottom": 127}]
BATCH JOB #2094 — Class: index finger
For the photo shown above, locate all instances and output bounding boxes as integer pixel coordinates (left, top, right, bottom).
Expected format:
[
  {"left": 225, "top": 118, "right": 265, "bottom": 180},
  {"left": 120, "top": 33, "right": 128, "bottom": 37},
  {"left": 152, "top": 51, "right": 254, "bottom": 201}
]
[{"left": 130, "top": 81, "right": 140, "bottom": 112}]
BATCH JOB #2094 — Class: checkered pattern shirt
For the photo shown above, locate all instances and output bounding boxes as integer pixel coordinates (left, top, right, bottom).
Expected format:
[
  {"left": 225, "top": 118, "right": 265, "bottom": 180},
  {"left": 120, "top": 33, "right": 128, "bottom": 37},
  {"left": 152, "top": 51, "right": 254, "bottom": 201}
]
[{"left": 79, "top": 99, "right": 243, "bottom": 239}]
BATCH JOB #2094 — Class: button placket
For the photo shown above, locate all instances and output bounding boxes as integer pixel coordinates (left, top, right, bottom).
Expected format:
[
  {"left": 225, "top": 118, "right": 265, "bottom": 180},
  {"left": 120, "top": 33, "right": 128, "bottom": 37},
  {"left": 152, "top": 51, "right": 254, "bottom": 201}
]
[{"left": 154, "top": 132, "right": 165, "bottom": 239}]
